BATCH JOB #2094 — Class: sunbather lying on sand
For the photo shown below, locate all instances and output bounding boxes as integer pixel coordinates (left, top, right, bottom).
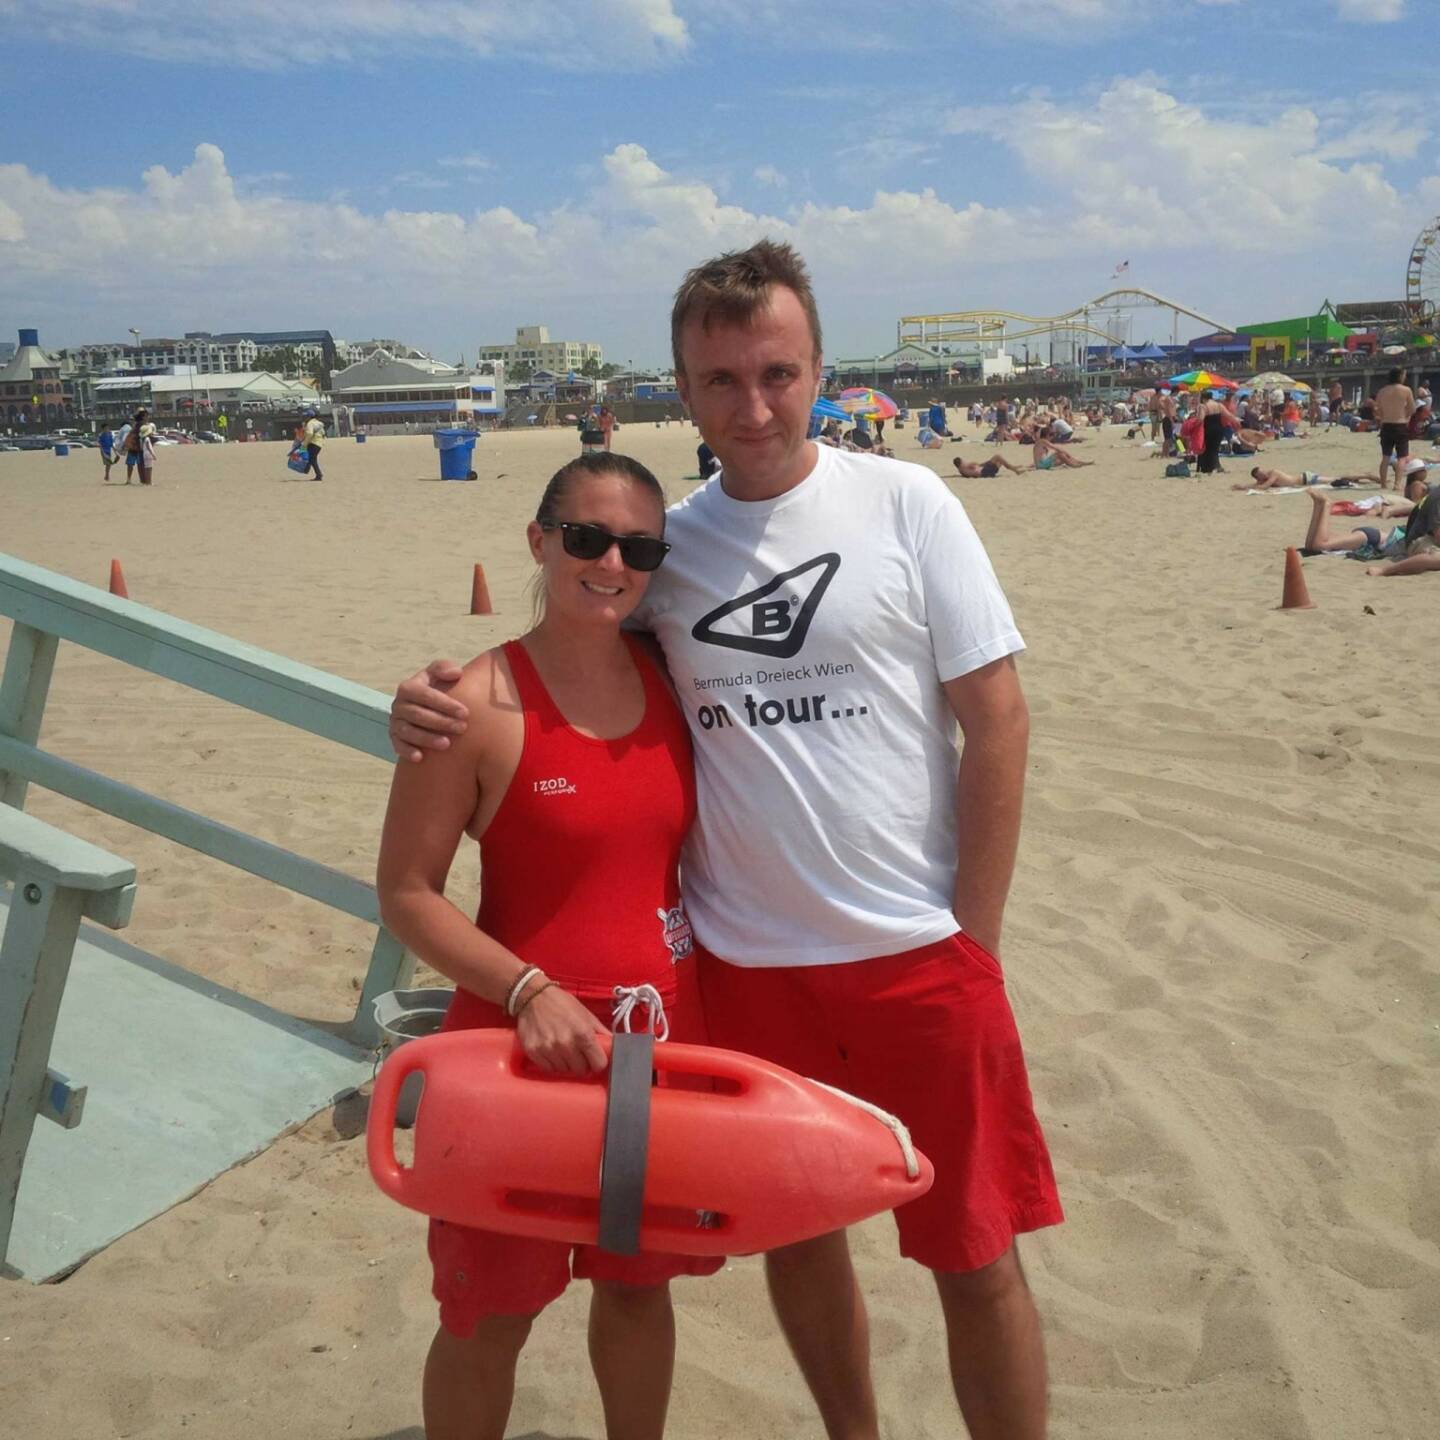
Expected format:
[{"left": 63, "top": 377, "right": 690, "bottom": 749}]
[
  {"left": 1298, "top": 473, "right": 1440, "bottom": 575},
  {"left": 953, "top": 454, "right": 1025, "bottom": 478},
  {"left": 1237, "top": 466, "right": 1380, "bottom": 492}
]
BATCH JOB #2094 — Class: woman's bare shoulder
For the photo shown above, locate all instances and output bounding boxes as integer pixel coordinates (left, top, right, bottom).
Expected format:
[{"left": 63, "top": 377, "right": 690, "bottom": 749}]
[
  {"left": 452, "top": 644, "right": 522, "bottom": 709},
  {"left": 432, "top": 646, "right": 524, "bottom": 758}
]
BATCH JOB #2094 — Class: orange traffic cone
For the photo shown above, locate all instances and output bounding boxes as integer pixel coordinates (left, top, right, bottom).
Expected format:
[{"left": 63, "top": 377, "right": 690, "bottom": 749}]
[
  {"left": 109, "top": 559, "right": 129, "bottom": 599},
  {"left": 1279, "top": 546, "right": 1314, "bottom": 610},
  {"left": 470, "top": 563, "right": 493, "bottom": 616}
]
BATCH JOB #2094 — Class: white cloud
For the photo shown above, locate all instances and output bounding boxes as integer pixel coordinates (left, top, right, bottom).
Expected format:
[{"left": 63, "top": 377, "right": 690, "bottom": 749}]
[
  {"left": 0, "top": 199, "right": 24, "bottom": 243},
  {"left": 836, "top": 136, "right": 938, "bottom": 169},
  {"left": 390, "top": 172, "right": 456, "bottom": 191},
  {"left": 2, "top": 90, "right": 1436, "bottom": 361},
  {"left": 10, "top": 0, "right": 689, "bottom": 69},
  {"left": 1315, "top": 102, "right": 1426, "bottom": 162},
  {"left": 944, "top": 78, "right": 1411, "bottom": 253},
  {"left": 753, "top": 164, "right": 787, "bottom": 187},
  {"left": 439, "top": 154, "right": 496, "bottom": 172},
  {"left": 1336, "top": 0, "right": 1403, "bottom": 18},
  {"left": 945, "top": 0, "right": 1147, "bottom": 34}
]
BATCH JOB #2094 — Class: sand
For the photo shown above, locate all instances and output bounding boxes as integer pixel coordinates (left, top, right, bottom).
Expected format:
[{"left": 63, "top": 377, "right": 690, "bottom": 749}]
[{"left": 1, "top": 421, "right": 1437, "bottom": 1439}]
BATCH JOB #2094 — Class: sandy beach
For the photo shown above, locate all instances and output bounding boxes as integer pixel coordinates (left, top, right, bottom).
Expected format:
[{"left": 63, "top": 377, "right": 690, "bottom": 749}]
[{"left": 1, "top": 421, "right": 1437, "bottom": 1439}]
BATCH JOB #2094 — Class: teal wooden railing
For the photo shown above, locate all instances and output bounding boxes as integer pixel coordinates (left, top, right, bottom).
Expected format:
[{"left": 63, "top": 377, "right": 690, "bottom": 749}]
[{"left": 0, "top": 550, "right": 412, "bottom": 1049}]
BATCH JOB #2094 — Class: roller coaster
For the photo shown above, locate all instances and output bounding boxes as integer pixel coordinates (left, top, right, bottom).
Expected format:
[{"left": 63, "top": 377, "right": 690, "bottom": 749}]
[{"left": 897, "top": 288, "right": 1233, "bottom": 366}]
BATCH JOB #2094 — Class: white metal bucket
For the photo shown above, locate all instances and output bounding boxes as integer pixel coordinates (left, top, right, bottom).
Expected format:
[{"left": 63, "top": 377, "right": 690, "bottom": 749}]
[{"left": 371, "top": 988, "right": 453, "bottom": 1128}]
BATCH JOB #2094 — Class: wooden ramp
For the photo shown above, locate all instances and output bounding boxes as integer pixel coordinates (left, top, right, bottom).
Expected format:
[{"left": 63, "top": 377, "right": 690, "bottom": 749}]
[
  {"left": 2, "top": 882, "right": 372, "bottom": 1282},
  {"left": 1, "top": 550, "right": 413, "bottom": 1282}
]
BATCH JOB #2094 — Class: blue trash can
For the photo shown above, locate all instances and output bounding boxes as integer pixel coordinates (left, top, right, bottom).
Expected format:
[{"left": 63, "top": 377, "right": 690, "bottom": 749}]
[
  {"left": 356, "top": 433, "right": 367, "bottom": 444},
  {"left": 53, "top": 443, "right": 69, "bottom": 457},
  {"left": 433, "top": 428, "right": 477, "bottom": 480}
]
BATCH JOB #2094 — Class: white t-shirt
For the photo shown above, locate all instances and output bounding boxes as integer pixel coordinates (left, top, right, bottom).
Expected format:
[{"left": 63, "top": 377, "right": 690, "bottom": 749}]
[{"left": 634, "top": 442, "right": 1024, "bottom": 967}]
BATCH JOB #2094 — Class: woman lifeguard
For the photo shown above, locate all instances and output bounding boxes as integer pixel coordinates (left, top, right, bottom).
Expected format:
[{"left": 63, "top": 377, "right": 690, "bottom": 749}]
[{"left": 377, "top": 452, "right": 719, "bottom": 1440}]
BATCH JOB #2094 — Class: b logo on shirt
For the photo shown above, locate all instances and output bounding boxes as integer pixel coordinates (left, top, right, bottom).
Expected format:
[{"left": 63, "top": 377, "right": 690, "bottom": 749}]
[{"left": 691, "top": 554, "right": 840, "bottom": 659}]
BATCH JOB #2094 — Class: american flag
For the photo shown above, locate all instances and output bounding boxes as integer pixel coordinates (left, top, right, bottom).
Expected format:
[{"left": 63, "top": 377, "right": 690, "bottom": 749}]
[{"left": 1111, "top": 260, "right": 1130, "bottom": 278}]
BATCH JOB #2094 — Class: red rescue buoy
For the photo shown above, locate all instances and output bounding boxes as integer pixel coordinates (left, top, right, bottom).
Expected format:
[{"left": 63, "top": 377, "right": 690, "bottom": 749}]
[{"left": 367, "top": 1030, "right": 933, "bottom": 1257}]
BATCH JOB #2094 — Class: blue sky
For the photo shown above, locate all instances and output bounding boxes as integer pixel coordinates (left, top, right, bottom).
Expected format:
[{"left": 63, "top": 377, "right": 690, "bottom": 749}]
[{"left": 1, "top": 0, "right": 1434, "bottom": 366}]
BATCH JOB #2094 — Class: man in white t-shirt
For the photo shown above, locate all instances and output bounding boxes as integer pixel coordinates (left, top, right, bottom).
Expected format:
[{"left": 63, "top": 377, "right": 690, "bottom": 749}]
[{"left": 390, "top": 240, "right": 1062, "bottom": 1440}]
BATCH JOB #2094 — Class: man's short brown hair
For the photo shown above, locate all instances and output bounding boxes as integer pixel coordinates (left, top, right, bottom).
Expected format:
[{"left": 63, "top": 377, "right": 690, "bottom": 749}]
[{"left": 670, "top": 238, "right": 822, "bottom": 376}]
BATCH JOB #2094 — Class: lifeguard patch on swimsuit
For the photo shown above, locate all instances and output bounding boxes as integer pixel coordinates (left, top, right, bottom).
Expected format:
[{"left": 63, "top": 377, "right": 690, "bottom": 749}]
[{"left": 657, "top": 903, "right": 693, "bottom": 962}]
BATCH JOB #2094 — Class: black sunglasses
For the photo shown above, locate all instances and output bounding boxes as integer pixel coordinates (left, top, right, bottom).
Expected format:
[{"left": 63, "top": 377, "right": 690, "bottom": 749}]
[{"left": 539, "top": 520, "right": 670, "bottom": 572}]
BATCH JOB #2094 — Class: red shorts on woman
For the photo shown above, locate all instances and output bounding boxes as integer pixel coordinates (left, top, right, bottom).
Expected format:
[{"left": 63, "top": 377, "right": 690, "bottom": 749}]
[
  {"left": 696, "top": 932, "right": 1063, "bottom": 1273},
  {"left": 428, "top": 958, "right": 723, "bottom": 1335}
]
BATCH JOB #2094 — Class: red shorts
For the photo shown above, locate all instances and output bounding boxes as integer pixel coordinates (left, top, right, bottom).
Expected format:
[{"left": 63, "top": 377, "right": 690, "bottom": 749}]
[
  {"left": 428, "top": 959, "right": 723, "bottom": 1335},
  {"left": 696, "top": 933, "right": 1063, "bottom": 1273}
]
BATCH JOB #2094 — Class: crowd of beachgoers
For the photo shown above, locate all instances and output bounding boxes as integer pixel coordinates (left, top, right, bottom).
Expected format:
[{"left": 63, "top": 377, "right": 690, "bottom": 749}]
[{"left": 798, "top": 370, "right": 1440, "bottom": 581}]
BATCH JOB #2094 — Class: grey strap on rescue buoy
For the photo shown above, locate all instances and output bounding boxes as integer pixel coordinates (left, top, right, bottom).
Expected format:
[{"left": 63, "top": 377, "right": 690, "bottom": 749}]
[{"left": 597, "top": 1030, "right": 655, "bottom": 1255}]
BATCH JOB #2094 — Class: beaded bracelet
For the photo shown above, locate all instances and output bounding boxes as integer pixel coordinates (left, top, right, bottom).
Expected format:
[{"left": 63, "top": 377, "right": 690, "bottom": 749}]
[
  {"left": 504, "top": 965, "right": 545, "bottom": 1017},
  {"left": 513, "top": 981, "right": 555, "bottom": 1019}
]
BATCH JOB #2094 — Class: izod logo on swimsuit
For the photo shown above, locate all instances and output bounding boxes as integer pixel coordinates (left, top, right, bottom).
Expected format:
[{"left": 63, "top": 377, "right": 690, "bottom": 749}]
[
  {"left": 532, "top": 777, "right": 577, "bottom": 796},
  {"left": 691, "top": 554, "right": 840, "bottom": 659}
]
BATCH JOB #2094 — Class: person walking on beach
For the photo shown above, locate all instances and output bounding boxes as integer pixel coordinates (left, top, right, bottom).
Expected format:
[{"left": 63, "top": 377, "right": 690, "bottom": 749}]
[
  {"left": 390, "top": 239, "right": 1063, "bottom": 1440},
  {"left": 300, "top": 408, "right": 325, "bottom": 482},
  {"left": 1159, "top": 388, "right": 1178, "bottom": 455},
  {"left": 377, "top": 452, "right": 721, "bottom": 1440},
  {"left": 598, "top": 403, "right": 616, "bottom": 451},
  {"left": 1196, "top": 392, "right": 1241, "bottom": 474},
  {"left": 98, "top": 424, "right": 116, "bottom": 483},
  {"left": 1373, "top": 368, "right": 1415, "bottom": 492},
  {"left": 118, "top": 408, "right": 156, "bottom": 486}
]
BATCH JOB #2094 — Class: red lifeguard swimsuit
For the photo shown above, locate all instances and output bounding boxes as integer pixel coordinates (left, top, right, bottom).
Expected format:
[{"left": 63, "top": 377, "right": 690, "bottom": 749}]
[
  {"left": 443, "top": 634, "right": 696, "bottom": 1028},
  {"left": 429, "top": 636, "right": 717, "bottom": 1329}
]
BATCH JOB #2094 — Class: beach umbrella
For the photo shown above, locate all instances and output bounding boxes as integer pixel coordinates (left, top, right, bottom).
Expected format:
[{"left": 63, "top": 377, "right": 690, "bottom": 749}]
[
  {"left": 1169, "top": 369, "right": 1237, "bottom": 392},
  {"left": 838, "top": 387, "right": 900, "bottom": 420},
  {"left": 1247, "top": 371, "right": 1307, "bottom": 392},
  {"left": 812, "top": 396, "right": 852, "bottom": 422}
]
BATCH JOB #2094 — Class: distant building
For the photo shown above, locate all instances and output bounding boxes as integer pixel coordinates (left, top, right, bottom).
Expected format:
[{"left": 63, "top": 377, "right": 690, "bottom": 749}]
[
  {"left": 209, "top": 330, "right": 338, "bottom": 368},
  {"left": 329, "top": 349, "right": 503, "bottom": 432},
  {"left": 477, "top": 325, "right": 602, "bottom": 376},
  {"left": 343, "top": 338, "right": 430, "bottom": 364},
  {"left": 832, "top": 344, "right": 959, "bottom": 387},
  {"left": 71, "top": 335, "right": 260, "bottom": 375},
  {"left": 1, "top": 329, "right": 65, "bottom": 425},
  {"left": 68, "top": 329, "right": 339, "bottom": 377},
  {"left": 1234, "top": 310, "right": 1353, "bottom": 367},
  {"left": 90, "top": 370, "right": 319, "bottom": 422}
]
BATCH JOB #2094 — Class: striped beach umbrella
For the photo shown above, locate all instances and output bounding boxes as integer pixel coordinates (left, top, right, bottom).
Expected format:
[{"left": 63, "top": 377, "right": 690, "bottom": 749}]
[
  {"left": 1169, "top": 370, "right": 1238, "bottom": 392},
  {"left": 838, "top": 387, "right": 900, "bottom": 420}
]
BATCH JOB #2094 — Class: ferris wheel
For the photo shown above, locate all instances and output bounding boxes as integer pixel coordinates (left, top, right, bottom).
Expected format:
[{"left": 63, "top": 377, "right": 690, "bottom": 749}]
[{"left": 1404, "top": 216, "right": 1440, "bottom": 320}]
